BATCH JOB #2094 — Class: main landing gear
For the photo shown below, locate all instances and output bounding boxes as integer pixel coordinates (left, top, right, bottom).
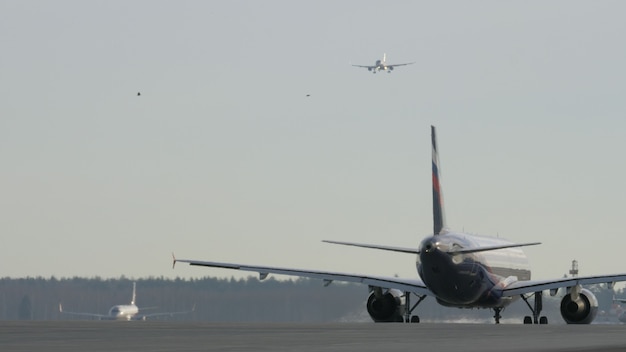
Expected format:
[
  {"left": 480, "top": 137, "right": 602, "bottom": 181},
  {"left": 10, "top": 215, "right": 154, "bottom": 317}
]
[
  {"left": 400, "top": 291, "right": 548, "bottom": 324},
  {"left": 492, "top": 307, "right": 502, "bottom": 324},
  {"left": 521, "top": 291, "right": 548, "bottom": 324},
  {"left": 403, "top": 291, "right": 427, "bottom": 323},
  {"left": 493, "top": 291, "right": 549, "bottom": 324}
]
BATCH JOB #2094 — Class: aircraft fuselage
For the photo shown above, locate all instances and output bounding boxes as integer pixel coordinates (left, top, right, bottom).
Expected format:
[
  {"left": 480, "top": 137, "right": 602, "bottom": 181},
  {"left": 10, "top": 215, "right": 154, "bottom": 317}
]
[
  {"left": 108, "top": 304, "right": 139, "bottom": 320},
  {"left": 417, "top": 232, "right": 531, "bottom": 308}
]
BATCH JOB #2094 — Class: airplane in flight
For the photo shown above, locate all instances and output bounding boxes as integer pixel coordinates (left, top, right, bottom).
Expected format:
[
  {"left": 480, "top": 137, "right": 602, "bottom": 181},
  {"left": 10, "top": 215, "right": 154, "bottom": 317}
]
[
  {"left": 173, "top": 126, "right": 626, "bottom": 324},
  {"left": 59, "top": 282, "right": 194, "bottom": 321},
  {"left": 351, "top": 53, "right": 414, "bottom": 73}
]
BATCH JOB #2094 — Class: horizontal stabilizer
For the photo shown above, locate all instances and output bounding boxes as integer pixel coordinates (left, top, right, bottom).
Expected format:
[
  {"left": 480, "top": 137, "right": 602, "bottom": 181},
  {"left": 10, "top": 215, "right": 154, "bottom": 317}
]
[
  {"left": 449, "top": 242, "right": 541, "bottom": 254},
  {"left": 322, "top": 240, "right": 420, "bottom": 254},
  {"left": 323, "top": 240, "right": 541, "bottom": 255}
]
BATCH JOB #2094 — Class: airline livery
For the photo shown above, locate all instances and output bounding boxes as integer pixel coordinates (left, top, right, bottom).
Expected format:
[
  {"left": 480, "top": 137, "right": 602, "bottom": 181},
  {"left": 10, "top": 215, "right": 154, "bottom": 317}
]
[
  {"left": 174, "top": 126, "right": 626, "bottom": 324},
  {"left": 59, "top": 282, "right": 194, "bottom": 321},
  {"left": 352, "top": 53, "right": 414, "bottom": 74}
]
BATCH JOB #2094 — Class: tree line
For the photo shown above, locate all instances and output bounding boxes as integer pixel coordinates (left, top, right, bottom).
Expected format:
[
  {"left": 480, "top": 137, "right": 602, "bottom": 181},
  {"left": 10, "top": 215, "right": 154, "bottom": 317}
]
[
  {"left": 0, "top": 276, "right": 365, "bottom": 322},
  {"left": 1, "top": 276, "right": 623, "bottom": 323}
]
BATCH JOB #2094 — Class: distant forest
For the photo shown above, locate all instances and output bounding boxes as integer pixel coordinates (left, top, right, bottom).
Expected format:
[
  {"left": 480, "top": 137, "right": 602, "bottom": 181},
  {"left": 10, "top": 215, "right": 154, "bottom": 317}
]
[{"left": 1, "top": 276, "right": 624, "bottom": 323}]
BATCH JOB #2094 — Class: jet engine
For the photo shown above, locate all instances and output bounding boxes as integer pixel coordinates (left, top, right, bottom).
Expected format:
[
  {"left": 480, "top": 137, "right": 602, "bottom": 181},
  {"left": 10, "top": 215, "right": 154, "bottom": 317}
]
[
  {"left": 366, "top": 289, "right": 405, "bottom": 322},
  {"left": 560, "top": 288, "right": 598, "bottom": 324}
]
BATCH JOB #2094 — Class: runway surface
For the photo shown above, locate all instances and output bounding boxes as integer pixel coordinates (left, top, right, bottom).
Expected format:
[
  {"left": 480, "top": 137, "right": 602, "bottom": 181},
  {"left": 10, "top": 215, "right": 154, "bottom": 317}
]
[{"left": 2, "top": 321, "right": 626, "bottom": 352}]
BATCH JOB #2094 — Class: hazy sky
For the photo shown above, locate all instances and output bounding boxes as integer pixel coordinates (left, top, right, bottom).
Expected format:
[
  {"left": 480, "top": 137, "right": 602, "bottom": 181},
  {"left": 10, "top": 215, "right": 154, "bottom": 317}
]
[{"left": 2, "top": 1, "right": 626, "bottom": 285}]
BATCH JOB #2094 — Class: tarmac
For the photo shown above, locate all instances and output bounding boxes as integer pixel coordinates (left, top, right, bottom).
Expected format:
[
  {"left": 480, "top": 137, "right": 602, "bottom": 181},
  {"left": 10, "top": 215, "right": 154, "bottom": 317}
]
[{"left": 1, "top": 321, "right": 626, "bottom": 352}]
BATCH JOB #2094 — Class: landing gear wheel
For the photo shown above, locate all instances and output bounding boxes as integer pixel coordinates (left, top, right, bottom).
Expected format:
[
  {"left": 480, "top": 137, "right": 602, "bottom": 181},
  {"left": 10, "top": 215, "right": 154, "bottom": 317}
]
[
  {"left": 493, "top": 308, "right": 502, "bottom": 324},
  {"left": 403, "top": 292, "right": 426, "bottom": 324},
  {"left": 521, "top": 292, "right": 544, "bottom": 325}
]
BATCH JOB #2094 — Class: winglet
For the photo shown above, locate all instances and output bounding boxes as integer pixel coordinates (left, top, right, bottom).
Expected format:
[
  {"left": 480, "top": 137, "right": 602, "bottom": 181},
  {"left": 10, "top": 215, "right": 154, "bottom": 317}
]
[
  {"left": 172, "top": 253, "right": 177, "bottom": 269},
  {"left": 431, "top": 125, "right": 447, "bottom": 235}
]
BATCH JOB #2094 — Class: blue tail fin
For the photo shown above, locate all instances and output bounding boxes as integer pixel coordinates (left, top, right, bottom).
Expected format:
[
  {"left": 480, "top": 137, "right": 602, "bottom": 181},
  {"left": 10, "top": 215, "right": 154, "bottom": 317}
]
[{"left": 431, "top": 126, "right": 446, "bottom": 235}]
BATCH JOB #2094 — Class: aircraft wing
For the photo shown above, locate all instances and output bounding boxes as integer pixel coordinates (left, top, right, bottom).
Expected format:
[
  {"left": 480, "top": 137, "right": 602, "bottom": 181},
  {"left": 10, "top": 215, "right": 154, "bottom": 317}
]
[
  {"left": 388, "top": 62, "right": 415, "bottom": 67},
  {"left": 501, "top": 273, "right": 626, "bottom": 297},
  {"left": 322, "top": 240, "right": 420, "bottom": 254},
  {"left": 322, "top": 240, "right": 540, "bottom": 255},
  {"left": 58, "top": 304, "right": 111, "bottom": 319},
  {"left": 351, "top": 64, "right": 375, "bottom": 69},
  {"left": 173, "top": 257, "right": 431, "bottom": 295},
  {"left": 138, "top": 305, "right": 195, "bottom": 320}
]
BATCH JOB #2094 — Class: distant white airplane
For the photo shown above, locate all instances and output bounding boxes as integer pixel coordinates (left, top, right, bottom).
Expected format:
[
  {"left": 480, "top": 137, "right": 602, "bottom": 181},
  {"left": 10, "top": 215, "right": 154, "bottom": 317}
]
[
  {"left": 174, "top": 126, "right": 626, "bottom": 324},
  {"left": 352, "top": 53, "right": 414, "bottom": 73},
  {"left": 59, "top": 282, "right": 194, "bottom": 321}
]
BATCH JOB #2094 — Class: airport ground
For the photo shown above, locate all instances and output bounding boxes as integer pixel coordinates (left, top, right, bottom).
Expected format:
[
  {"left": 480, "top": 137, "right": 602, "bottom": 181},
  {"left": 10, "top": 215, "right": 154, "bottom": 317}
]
[{"left": 2, "top": 321, "right": 626, "bottom": 352}]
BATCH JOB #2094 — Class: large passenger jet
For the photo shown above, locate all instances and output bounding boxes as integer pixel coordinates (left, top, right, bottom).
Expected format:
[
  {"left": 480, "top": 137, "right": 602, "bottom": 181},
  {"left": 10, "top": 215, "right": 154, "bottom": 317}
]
[
  {"left": 352, "top": 53, "right": 414, "bottom": 73},
  {"left": 59, "top": 282, "right": 194, "bottom": 320},
  {"left": 174, "top": 126, "right": 626, "bottom": 324}
]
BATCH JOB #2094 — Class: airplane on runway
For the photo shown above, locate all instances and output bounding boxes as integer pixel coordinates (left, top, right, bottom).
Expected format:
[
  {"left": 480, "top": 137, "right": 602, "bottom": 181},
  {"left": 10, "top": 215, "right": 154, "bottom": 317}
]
[
  {"left": 59, "top": 282, "right": 194, "bottom": 321},
  {"left": 352, "top": 53, "right": 414, "bottom": 73},
  {"left": 173, "top": 125, "right": 626, "bottom": 324}
]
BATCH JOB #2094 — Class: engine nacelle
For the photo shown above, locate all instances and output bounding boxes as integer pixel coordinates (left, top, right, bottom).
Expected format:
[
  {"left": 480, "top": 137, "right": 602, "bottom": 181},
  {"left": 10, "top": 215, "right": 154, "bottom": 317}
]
[
  {"left": 366, "top": 289, "right": 405, "bottom": 322},
  {"left": 560, "top": 288, "right": 598, "bottom": 324}
]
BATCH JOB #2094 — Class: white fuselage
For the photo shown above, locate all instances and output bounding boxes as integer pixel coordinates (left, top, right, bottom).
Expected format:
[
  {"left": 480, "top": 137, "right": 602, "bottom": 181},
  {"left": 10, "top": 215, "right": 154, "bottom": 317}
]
[
  {"left": 108, "top": 304, "right": 139, "bottom": 320},
  {"left": 417, "top": 231, "right": 531, "bottom": 308},
  {"left": 372, "top": 59, "right": 390, "bottom": 72}
]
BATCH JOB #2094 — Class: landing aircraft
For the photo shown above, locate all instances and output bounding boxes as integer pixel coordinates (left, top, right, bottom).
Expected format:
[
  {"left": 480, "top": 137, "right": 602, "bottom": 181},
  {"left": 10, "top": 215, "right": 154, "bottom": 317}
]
[
  {"left": 59, "top": 282, "right": 194, "bottom": 321},
  {"left": 174, "top": 126, "right": 626, "bottom": 324},
  {"left": 352, "top": 53, "right": 414, "bottom": 73}
]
